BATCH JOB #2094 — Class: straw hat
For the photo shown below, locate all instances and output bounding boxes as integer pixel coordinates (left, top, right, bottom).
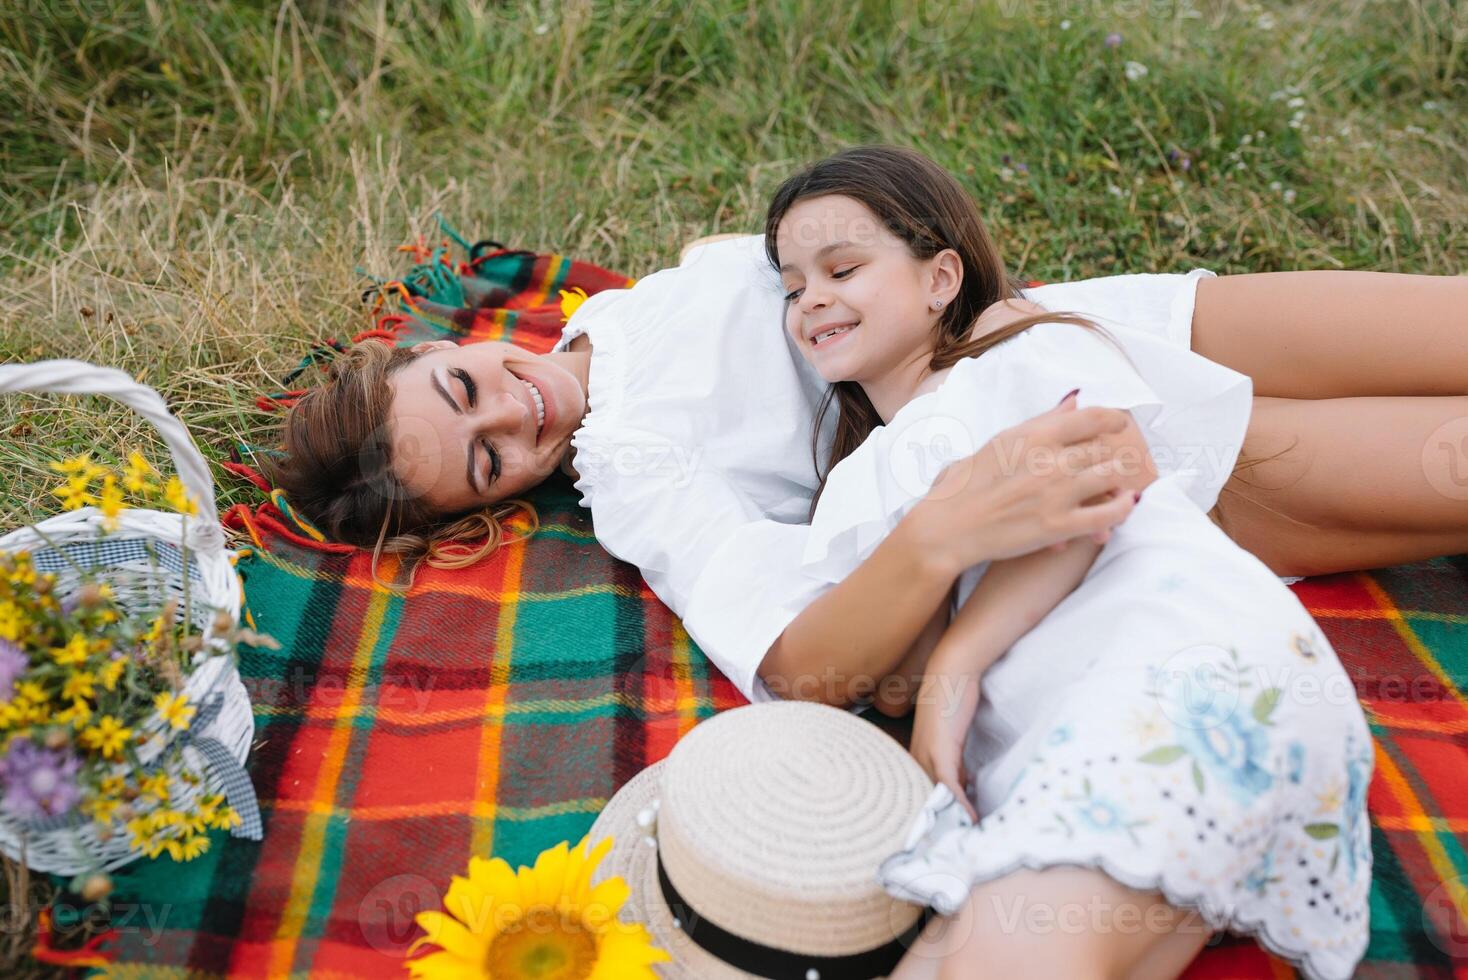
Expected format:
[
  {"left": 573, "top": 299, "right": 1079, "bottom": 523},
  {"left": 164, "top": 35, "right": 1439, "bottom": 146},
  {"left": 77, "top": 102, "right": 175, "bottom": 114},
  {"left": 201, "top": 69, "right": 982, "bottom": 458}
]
[{"left": 588, "top": 700, "right": 935, "bottom": 979}]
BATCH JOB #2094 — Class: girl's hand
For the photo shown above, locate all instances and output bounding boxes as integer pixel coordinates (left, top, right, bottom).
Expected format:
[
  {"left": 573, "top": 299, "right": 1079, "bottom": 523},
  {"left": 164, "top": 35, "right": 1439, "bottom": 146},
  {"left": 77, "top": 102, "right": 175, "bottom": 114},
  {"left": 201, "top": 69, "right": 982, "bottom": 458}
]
[
  {"left": 907, "top": 393, "right": 1143, "bottom": 574},
  {"left": 909, "top": 662, "right": 982, "bottom": 823}
]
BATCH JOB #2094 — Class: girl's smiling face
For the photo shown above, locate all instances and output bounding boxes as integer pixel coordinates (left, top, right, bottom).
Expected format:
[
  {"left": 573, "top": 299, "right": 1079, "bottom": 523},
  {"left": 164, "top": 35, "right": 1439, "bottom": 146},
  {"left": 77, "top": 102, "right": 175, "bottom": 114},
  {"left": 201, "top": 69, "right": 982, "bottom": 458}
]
[{"left": 774, "top": 194, "right": 961, "bottom": 410}]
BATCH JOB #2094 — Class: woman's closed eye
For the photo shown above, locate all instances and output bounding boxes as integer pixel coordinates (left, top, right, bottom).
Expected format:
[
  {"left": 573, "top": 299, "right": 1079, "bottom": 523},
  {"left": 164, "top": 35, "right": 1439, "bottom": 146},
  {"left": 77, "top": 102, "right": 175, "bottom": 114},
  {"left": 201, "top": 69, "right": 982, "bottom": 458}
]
[
  {"left": 782, "top": 266, "right": 857, "bottom": 302},
  {"left": 449, "top": 367, "right": 501, "bottom": 488},
  {"left": 450, "top": 367, "right": 478, "bottom": 407},
  {"left": 480, "top": 437, "right": 501, "bottom": 487}
]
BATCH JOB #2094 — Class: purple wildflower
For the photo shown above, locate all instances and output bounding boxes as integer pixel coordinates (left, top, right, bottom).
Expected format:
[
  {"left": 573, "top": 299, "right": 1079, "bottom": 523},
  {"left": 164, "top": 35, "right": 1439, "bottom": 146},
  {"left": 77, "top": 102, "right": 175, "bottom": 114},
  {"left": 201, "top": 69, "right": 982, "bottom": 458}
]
[
  {"left": 1016, "top": 162, "right": 1029, "bottom": 173},
  {"left": 0, "top": 640, "right": 26, "bottom": 701},
  {"left": 0, "top": 738, "right": 81, "bottom": 820},
  {"left": 1104, "top": 32, "right": 1123, "bottom": 48}
]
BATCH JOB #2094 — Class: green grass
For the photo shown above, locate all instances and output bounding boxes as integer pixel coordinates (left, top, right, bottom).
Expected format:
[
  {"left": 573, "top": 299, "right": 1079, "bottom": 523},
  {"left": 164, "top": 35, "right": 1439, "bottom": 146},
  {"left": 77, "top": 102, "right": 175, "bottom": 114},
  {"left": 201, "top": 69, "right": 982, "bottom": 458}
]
[{"left": 0, "top": 0, "right": 1464, "bottom": 532}]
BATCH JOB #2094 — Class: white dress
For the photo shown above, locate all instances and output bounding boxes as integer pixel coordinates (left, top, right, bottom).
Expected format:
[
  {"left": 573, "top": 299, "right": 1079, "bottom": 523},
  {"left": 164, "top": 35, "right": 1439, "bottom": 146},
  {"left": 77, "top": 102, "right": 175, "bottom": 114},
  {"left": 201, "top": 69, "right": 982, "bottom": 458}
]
[
  {"left": 798, "top": 321, "right": 1373, "bottom": 980},
  {"left": 551, "top": 234, "right": 1287, "bottom": 704}
]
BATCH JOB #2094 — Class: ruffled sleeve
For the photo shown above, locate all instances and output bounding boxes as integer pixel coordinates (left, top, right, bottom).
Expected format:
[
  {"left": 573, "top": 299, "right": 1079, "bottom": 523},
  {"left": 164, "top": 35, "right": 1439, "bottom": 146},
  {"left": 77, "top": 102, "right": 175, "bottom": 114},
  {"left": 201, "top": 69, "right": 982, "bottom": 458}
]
[
  {"left": 801, "top": 320, "right": 1253, "bottom": 584},
  {"left": 680, "top": 520, "right": 832, "bottom": 703}
]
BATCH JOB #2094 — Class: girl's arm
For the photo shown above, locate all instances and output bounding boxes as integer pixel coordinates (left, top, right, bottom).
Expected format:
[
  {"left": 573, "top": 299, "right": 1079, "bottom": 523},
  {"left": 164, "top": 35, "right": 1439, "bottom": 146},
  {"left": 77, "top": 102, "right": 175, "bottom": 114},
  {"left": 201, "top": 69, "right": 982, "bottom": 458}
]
[
  {"left": 909, "top": 537, "right": 1103, "bottom": 817},
  {"left": 938, "top": 536, "right": 1102, "bottom": 678},
  {"left": 760, "top": 401, "right": 1154, "bottom": 708}
]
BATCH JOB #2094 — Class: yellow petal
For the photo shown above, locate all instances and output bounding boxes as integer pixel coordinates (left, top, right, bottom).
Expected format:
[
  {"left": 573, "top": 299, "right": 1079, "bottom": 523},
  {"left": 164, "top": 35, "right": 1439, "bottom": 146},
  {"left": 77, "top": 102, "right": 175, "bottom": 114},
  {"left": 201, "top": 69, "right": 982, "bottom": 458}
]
[
  {"left": 583, "top": 876, "right": 631, "bottom": 930},
  {"left": 586, "top": 923, "right": 673, "bottom": 980},
  {"left": 524, "top": 839, "right": 570, "bottom": 908},
  {"left": 465, "top": 854, "right": 521, "bottom": 909},
  {"left": 565, "top": 834, "right": 614, "bottom": 907},
  {"left": 405, "top": 949, "right": 479, "bottom": 979},
  {"left": 412, "top": 910, "right": 489, "bottom": 963},
  {"left": 444, "top": 875, "right": 497, "bottom": 938}
]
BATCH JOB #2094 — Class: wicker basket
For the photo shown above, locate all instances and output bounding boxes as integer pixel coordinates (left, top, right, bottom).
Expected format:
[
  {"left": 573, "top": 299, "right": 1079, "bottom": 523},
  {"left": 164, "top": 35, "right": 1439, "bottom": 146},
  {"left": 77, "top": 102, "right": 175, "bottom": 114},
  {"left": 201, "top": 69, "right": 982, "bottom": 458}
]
[{"left": 0, "top": 359, "right": 260, "bottom": 874}]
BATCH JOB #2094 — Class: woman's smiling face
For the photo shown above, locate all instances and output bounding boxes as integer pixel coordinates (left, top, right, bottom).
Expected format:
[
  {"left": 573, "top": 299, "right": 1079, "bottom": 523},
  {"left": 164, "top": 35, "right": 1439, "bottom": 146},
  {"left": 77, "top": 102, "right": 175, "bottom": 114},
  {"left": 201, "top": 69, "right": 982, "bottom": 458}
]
[
  {"left": 387, "top": 340, "right": 586, "bottom": 514},
  {"left": 774, "top": 194, "right": 958, "bottom": 388}
]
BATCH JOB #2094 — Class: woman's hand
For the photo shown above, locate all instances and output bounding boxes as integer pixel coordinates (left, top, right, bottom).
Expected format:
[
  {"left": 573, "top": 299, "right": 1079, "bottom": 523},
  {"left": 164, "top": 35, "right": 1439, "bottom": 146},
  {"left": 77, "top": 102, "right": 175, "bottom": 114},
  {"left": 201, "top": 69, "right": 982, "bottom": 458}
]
[
  {"left": 906, "top": 392, "right": 1145, "bottom": 576},
  {"left": 909, "top": 653, "right": 982, "bottom": 823}
]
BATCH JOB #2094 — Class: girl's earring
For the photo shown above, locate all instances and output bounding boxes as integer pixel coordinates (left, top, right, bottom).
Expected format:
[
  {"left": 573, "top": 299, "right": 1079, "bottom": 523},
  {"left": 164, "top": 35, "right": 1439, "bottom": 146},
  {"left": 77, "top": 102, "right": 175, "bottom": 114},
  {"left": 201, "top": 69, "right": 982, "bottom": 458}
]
[{"left": 931, "top": 299, "right": 944, "bottom": 311}]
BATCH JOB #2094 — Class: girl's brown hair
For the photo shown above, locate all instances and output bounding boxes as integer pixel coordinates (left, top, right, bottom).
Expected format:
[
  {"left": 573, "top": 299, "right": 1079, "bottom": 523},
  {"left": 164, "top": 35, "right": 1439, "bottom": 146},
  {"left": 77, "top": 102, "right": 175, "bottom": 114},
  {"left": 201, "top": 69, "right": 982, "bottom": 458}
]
[
  {"left": 764, "top": 145, "right": 1118, "bottom": 517},
  {"left": 764, "top": 144, "right": 1295, "bottom": 531},
  {"left": 259, "top": 340, "right": 538, "bottom": 588}
]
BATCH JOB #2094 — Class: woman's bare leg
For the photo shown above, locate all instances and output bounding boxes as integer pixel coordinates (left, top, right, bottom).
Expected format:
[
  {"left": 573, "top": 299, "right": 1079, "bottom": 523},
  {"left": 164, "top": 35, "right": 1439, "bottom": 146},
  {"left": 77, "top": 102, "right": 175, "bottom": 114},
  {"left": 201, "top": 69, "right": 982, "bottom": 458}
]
[
  {"left": 890, "top": 866, "right": 1212, "bottom": 980},
  {"left": 1213, "top": 395, "right": 1468, "bottom": 576},
  {"left": 1191, "top": 271, "right": 1468, "bottom": 399}
]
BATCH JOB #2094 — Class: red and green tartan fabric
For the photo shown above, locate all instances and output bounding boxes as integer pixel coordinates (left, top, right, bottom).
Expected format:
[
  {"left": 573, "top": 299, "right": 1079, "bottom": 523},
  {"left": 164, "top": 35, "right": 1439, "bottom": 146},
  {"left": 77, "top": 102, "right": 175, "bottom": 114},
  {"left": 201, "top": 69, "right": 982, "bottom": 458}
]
[{"left": 87, "top": 233, "right": 1468, "bottom": 977}]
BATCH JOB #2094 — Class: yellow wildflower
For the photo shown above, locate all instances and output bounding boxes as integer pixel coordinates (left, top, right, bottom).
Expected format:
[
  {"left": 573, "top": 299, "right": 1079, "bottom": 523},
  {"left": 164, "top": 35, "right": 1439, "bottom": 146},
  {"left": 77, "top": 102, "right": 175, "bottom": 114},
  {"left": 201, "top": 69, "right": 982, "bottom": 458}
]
[
  {"left": 192, "top": 794, "right": 241, "bottom": 833},
  {"left": 143, "top": 614, "right": 167, "bottom": 644},
  {"left": 56, "top": 697, "right": 94, "bottom": 729},
  {"left": 0, "top": 600, "right": 25, "bottom": 642},
  {"left": 126, "top": 816, "right": 152, "bottom": 852},
  {"left": 139, "top": 771, "right": 171, "bottom": 803},
  {"left": 84, "top": 794, "right": 123, "bottom": 823},
  {"left": 150, "top": 807, "right": 185, "bottom": 830},
  {"left": 558, "top": 285, "right": 590, "bottom": 321},
  {"left": 162, "top": 477, "right": 198, "bottom": 516},
  {"left": 15, "top": 680, "right": 47, "bottom": 704},
  {"left": 98, "top": 475, "right": 125, "bottom": 530},
  {"left": 99, "top": 657, "right": 126, "bottom": 691},
  {"left": 123, "top": 452, "right": 158, "bottom": 494},
  {"left": 154, "top": 691, "right": 195, "bottom": 731},
  {"left": 51, "top": 474, "right": 98, "bottom": 511},
  {"left": 51, "top": 634, "right": 90, "bottom": 667},
  {"left": 62, "top": 670, "right": 96, "bottom": 701},
  {"left": 80, "top": 715, "right": 133, "bottom": 759},
  {"left": 6, "top": 556, "right": 36, "bottom": 588},
  {"left": 48, "top": 454, "right": 107, "bottom": 482},
  {"left": 210, "top": 805, "right": 242, "bottom": 832},
  {"left": 178, "top": 834, "right": 210, "bottom": 861},
  {"left": 100, "top": 774, "right": 125, "bottom": 796}
]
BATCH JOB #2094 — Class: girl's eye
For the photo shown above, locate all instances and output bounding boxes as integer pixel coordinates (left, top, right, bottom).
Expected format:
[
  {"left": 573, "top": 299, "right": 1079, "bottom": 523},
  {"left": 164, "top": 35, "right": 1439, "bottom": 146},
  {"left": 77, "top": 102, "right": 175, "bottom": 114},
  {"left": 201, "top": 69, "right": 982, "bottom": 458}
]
[{"left": 783, "top": 267, "right": 855, "bottom": 302}]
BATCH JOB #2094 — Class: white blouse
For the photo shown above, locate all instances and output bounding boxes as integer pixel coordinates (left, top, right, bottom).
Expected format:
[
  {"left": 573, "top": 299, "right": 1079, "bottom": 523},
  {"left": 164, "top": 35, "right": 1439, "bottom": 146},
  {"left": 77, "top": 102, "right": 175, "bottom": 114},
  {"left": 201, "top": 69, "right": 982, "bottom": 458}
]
[{"left": 553, "top": 235, "right": 1223, "bottom": 702}]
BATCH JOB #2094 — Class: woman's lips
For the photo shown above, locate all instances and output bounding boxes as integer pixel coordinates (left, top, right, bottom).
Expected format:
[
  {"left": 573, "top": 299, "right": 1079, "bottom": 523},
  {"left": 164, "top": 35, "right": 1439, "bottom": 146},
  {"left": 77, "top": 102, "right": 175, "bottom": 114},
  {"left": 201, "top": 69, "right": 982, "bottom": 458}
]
[{"left": 509, "top": 366, "right": 551, "bottom": 445}]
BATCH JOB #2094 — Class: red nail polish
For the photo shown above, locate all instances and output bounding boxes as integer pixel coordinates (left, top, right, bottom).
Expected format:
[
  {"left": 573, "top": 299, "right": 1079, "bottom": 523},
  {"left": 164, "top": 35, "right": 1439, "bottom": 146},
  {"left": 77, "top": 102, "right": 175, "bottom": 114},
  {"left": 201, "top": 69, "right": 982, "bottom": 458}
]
[
  {"left": 1133, "top": 491, "right": 1142, "bottom": 503},
  {"left": 1057, "top": 387, "right": 1080, "bottom": 405}
]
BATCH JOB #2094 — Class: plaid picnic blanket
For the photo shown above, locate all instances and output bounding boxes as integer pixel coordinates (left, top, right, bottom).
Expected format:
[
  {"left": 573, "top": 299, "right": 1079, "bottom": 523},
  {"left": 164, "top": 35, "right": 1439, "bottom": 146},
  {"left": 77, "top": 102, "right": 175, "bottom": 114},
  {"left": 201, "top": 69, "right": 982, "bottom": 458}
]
[{"left": 86, "top": 229, "right": 1468, "bottom": 977}]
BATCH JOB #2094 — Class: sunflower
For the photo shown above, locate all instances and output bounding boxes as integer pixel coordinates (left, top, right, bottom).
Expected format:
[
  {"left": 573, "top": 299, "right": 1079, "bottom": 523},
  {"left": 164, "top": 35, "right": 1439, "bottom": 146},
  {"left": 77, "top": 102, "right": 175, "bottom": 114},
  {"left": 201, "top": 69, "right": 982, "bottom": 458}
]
[{"left": 407, "top": 834, "right": 668, "bottom": 979}]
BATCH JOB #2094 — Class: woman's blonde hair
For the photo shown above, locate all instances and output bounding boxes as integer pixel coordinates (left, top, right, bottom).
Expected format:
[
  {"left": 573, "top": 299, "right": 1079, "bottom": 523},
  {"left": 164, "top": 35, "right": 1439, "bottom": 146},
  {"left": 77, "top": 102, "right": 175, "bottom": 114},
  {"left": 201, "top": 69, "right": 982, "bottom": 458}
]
[{"left": 260, "top": 340, "right": 539, "bottom": 588}]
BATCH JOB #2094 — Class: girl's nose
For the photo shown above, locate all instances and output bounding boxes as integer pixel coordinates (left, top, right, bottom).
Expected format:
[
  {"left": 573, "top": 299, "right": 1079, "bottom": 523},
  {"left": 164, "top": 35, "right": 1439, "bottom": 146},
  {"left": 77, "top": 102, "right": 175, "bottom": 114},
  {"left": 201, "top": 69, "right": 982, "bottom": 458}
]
[{"left": 799, "top": 287, "right": 829, "bottom": 314}]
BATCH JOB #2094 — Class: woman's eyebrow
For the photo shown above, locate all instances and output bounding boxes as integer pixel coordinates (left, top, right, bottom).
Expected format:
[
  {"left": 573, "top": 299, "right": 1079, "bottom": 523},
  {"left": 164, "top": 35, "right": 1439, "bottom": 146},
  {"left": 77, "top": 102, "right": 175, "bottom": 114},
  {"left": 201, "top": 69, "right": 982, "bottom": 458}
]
[
  {"left": 431, "top": 369, "right": 463, "bottom": 416},
  {"left": 778, "top": 240, "right": 856, "bottom": 273}
]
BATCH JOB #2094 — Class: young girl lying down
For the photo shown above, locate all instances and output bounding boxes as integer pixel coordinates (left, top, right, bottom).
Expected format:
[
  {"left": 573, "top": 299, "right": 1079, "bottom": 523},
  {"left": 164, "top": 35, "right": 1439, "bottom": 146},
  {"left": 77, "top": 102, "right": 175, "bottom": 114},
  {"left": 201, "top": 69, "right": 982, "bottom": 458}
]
[{"left": 767, "top": 146, "right": 1373, "bottom": 980}]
